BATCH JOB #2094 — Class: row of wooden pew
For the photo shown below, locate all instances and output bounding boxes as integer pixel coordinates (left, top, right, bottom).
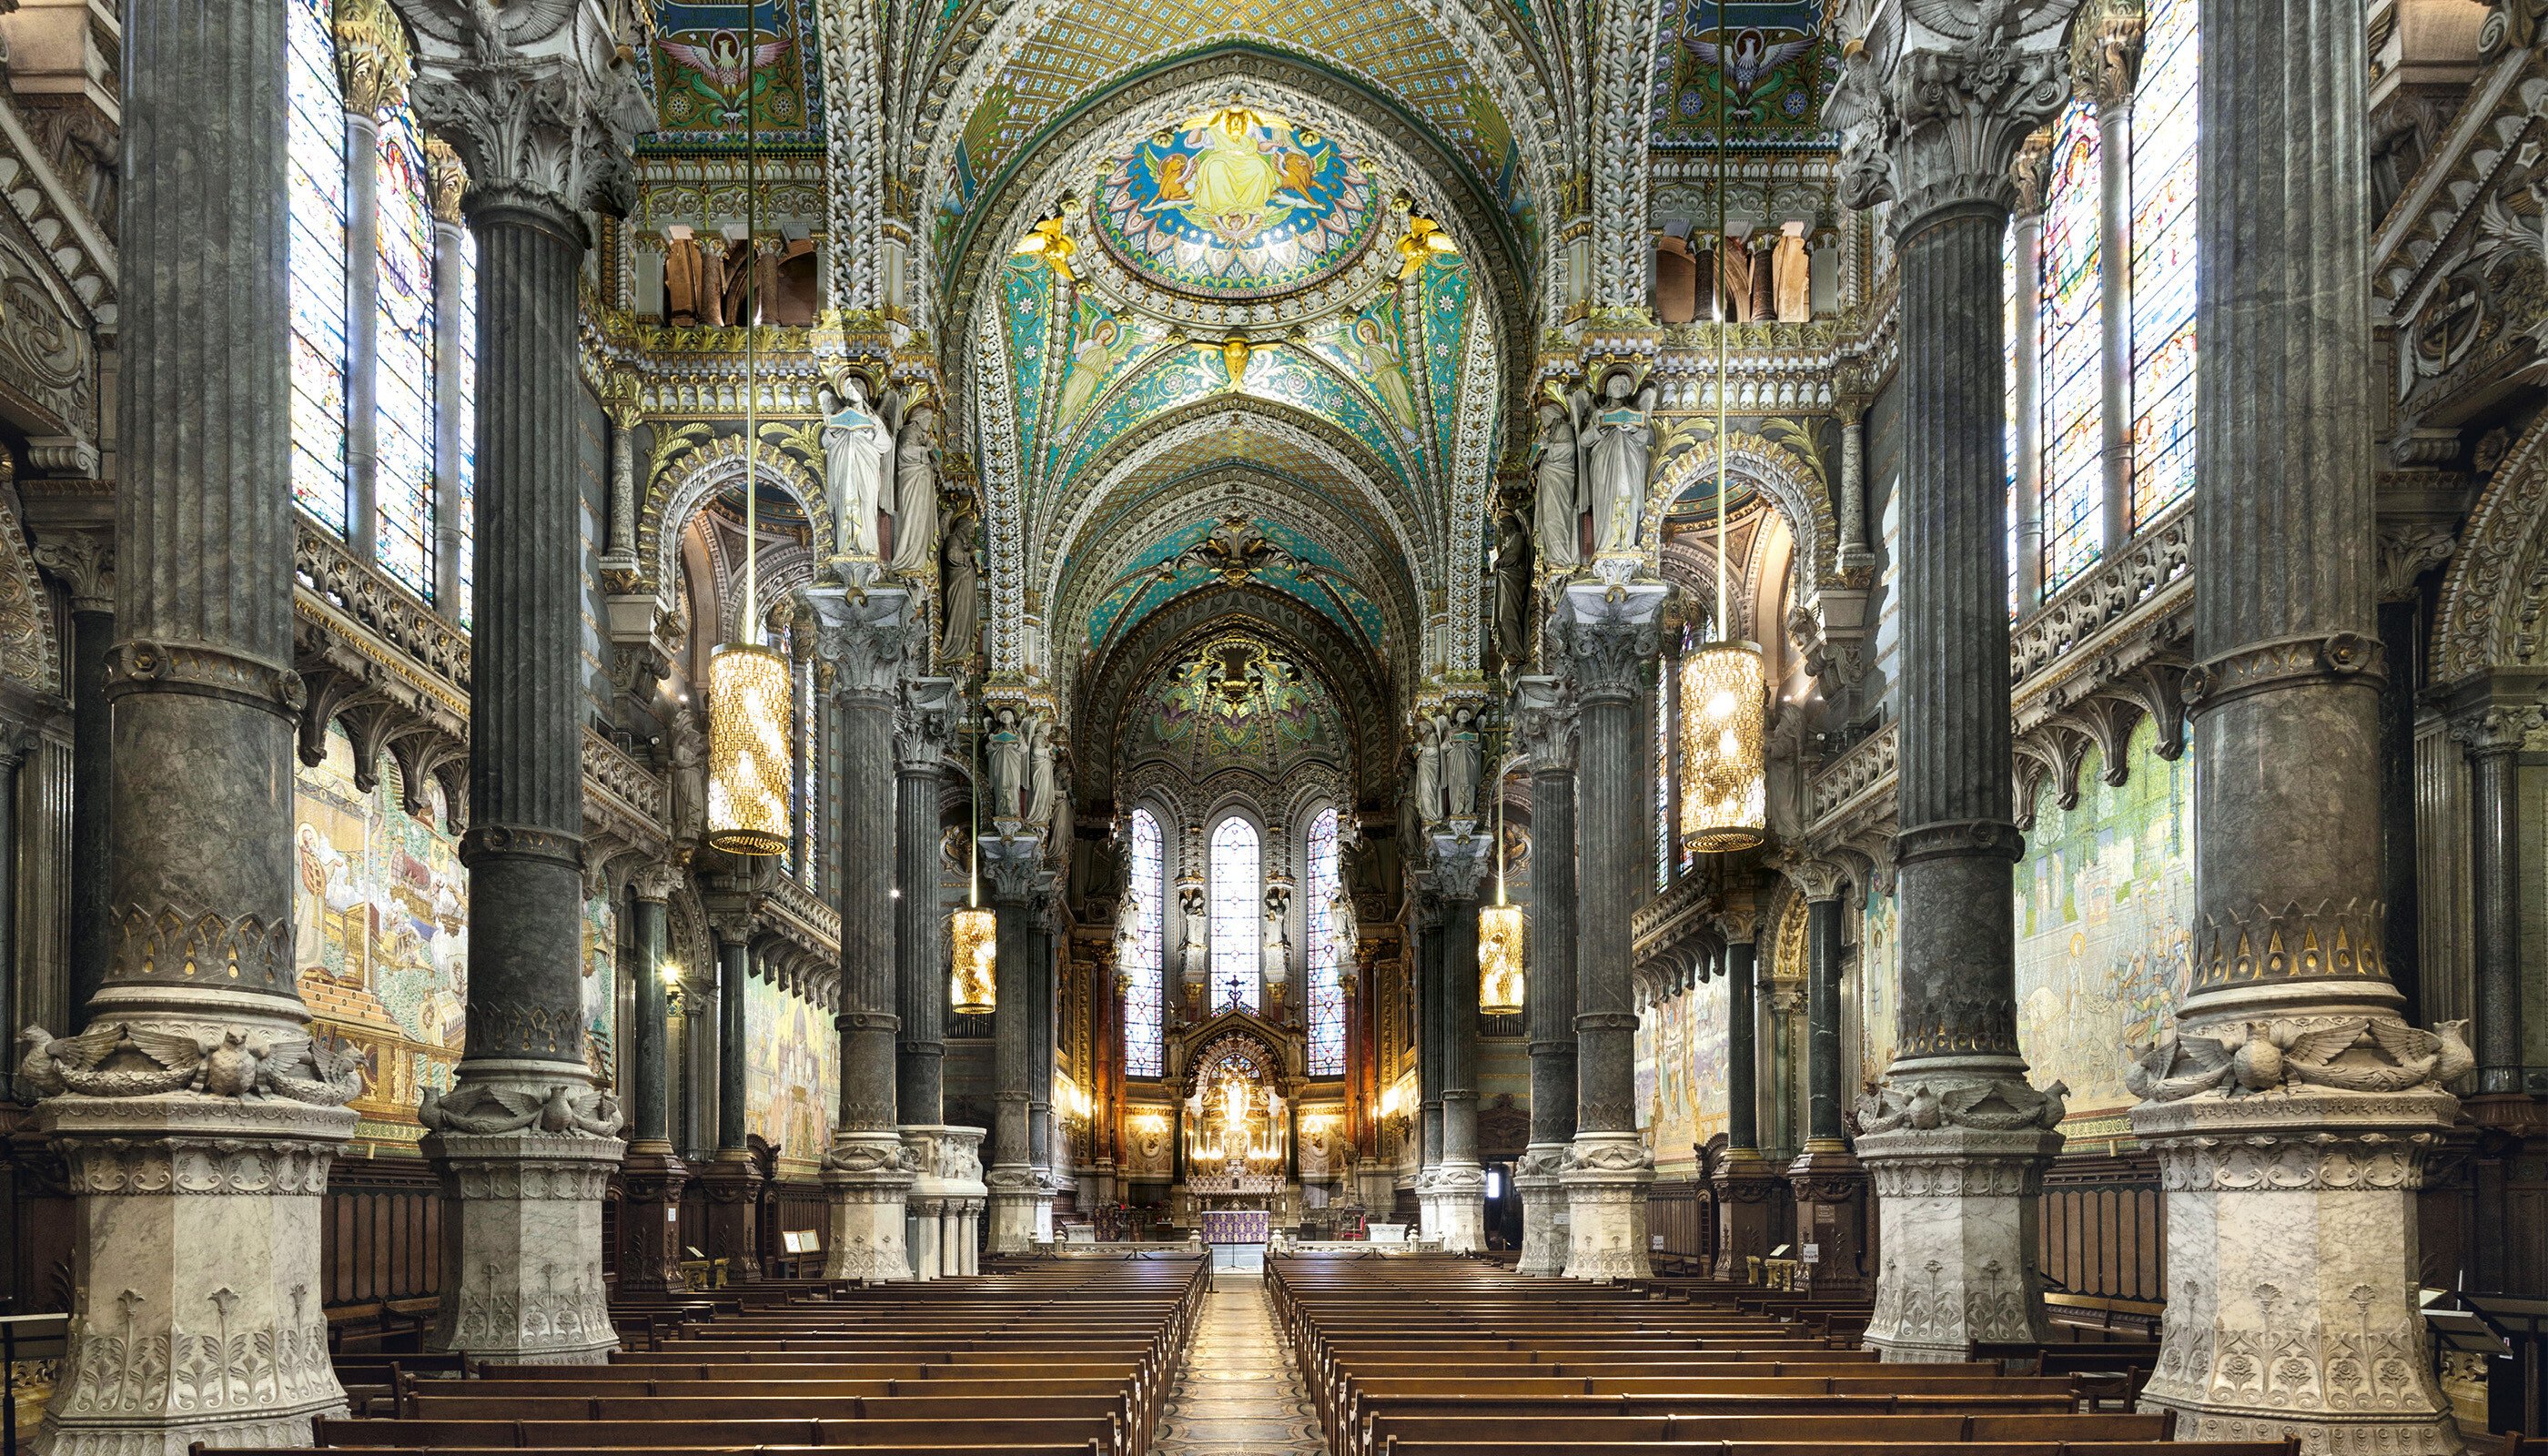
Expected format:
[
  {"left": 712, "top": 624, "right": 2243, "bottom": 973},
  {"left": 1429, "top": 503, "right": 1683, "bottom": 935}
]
[
  {"left": 1268, "top": 1254, "right": 2294, "bottom": 1456},
  {"left": 207, "top": 1255, "right": 1208, "bottom": 1456}
]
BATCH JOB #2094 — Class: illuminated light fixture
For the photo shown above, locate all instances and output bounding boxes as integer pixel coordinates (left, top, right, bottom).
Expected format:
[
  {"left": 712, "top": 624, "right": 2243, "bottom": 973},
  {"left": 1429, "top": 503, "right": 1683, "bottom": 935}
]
[
  {"left": 704, "top": 13, "right": 791, "bottom": 858},
  {"left": 949, "top": 713, "right": 996, "bottom": 1016},
  {"left": 658, "top": 959, "right": 683, "bottom": 988},
  {"left": 1675, "top": 34, "right": 1766, "bottom": 860},
  {"left": 1478, "top": 753, "right": 1525, "bottom": 1016}
]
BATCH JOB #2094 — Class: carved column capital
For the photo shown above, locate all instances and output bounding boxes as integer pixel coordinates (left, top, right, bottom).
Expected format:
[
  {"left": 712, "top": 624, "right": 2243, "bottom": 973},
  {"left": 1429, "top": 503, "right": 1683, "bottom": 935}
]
[
  {"left": 1420, "top": 832, "right": 1495, "bottom": 905},
  {"left": 2375, "top": 521, "right": 2456, "bottom": 602},
  {"left": 632, "top": 862, "right": 683, "bottom": 905},
  {"left": 1512, "top": 674, "right": 1579, "bottom": 774},
  {"left": 1780, "top": 854, "right": 1851, "bottom": 904},
  {"left": 981, "top": 832, "right": 1045, "bottom": 905},
  {"left": 2068, "top": 0, "right": 2146, "bottom": 108},
  {"left": 406, "top": 1, "right": 652, "bottom": 229},
  {"left": 2008, "top": 127, "right": 2055, "bottom": 217},
  {"left": 425, "top": 135, "right": 470, "bottom": 224},
  {"left": 803, "top": 585, "right": 915, "bottom": 703},
  {"left": 1714, "top": 901, "right": 1763, "bottom": 945},
  {"left": 1552, "top": 581, "right": 1667, "bottom": 705},
  {"left": 1829, "top": 0, "right": 2083, "bottom": 228},
  {"left": 33, "top": 528, "right": 113, "bottom": 613},
  {"left": 896, "top": 676, "right": 961, "bottom": 771},
  {"left": 2450, "top": 701, "right": 2542, "bottom": 758},
  {"left": 334, "top": 0, "right": 414, "bottom": 116}
]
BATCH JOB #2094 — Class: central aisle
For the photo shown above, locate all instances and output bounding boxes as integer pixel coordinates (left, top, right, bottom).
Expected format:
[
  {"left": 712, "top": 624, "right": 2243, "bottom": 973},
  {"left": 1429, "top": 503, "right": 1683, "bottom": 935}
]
[{"left": 1154, "top": 1268, "right": 1330, "bottom": 1455}]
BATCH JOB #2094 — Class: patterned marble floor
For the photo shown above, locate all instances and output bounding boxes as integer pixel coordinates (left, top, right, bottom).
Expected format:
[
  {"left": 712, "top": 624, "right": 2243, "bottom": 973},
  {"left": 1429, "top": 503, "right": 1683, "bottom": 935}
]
[{"left": 1154, "top": 1269, "right": 1330, "bottom": 1455}]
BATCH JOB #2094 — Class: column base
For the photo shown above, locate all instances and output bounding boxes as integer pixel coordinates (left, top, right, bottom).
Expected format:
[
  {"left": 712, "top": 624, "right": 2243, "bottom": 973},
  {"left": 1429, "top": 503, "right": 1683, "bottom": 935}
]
[
  {"left": 37, "top": 1091, "right": 357, "bottom": 1456},
  {"left": 1562, "top": 1133, "right": 1654, "bottom": 1281},
  {"left": 424, "top": 1121, "right": 622, "bottom": 1364},
  {"left": 986, "top": 1164, "right": 1040, "bottom": 1255},
  {"left": 902, "top": 1126, "right": 986, "bottom": 1279},
  {"left": 1411, "top": 1168, "right": 1441, "bottom": 1241},
  {"left": 1785, "top": 1140, "right": 1873, "bottom": 1299},
  {"left": 1855, "top": 1079, "right": 2062, "bottom": 1361},
  {"left": 823, "top": 1133, "right": 916, "bottom": 1280},
  {"left": 618, "top": 1144, "right": 692, "bottom": 1296},
  {"left": 1434, "top": 1161, "right": 1486, "bottom": 1254},
  {"left": 694, "top": 1152, "right": 765, "bottom": 1282},
  {"left": 1514, "top": 1143, "right": 1572, "bottom": 1277},
  {"left": 1712, "top": 1148, "right": 1785, "bottom": 1281},
  {"left": 2130, "top": 1087, "right": 2461, "bottom": 1454}
]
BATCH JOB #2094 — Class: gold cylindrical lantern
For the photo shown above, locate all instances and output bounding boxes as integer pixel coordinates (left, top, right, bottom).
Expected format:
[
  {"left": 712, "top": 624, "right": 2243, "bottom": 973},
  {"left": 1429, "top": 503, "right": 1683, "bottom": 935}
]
[
  {"left": 950, "top": 906, "right": 997, "bottom": 1016},
  {"left": 1478, "top": 902, "right": 1526, "bottom": 1016},
  {"left": 707, "top": 642, "right": 792, "bottom": 856},
  {"left": 1678, "top": 640, "right": 1767, "bottom": 854}
]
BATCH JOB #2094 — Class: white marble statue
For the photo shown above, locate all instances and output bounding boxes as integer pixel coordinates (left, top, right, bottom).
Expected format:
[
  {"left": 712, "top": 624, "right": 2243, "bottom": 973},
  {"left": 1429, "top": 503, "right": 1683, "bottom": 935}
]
[
  {"left": 1532, "top": 399, "right": 1582, "bottom": 570},
  {"left": 822, "top": 379, "right": 893, "bottom": 561},
  {"left": 986, "top": 707, "right": 1027, "bottom": 823},
  {"left": 1442, "top": 706, "right": 1482, "bottom": 822},
  {"left": 1178, "top": 885, "right": 1210, "bottom": 983},
  {"left": 1580, "top": 368, "right": 1658, "bottom": 556},
  {"left": 1262, "top": 900, "right": 1291, "bottom": 991},
  {"left": 938, "top": 511, "right": 980, "bottom": 661},
  {"left": 1024, "top": 713, "right": 1058, "bottom": 829},
  {"left": 887, "top": 404, "right": 940, "bottom": 575},
  {"left": 1330, "top": 885, "right": 1360, "bottom": 967},
  {"left": 1413, "top": 714, "right": 1446, "bottom": 824}
]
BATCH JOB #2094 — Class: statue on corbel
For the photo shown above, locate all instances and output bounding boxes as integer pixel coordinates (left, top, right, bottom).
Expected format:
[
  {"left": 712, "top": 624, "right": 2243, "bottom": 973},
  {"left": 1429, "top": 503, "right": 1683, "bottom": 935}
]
[{"left": 818, "top": 368, "right": 943, "bottom": 585}]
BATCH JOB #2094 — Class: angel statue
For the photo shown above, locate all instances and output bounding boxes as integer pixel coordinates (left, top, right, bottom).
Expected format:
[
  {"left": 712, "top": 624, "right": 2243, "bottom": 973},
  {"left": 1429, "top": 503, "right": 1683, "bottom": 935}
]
[
  {"left": 1441, "top": 706, "right": 1482, "bottom": 822},
  {"left": 938, "top": 511, "right": 981, "bottom": 661},
  {"left": 822, "top": 376, "right": 894, "bottom": 562},
  {"left": 986, "top": 708, "right": 1028, "bottom": 823},
  {"left": 1024, "top": 713, "right": 1059, "bottom": 829},
  {"left": 886, "top": 404, "right": 940, "bottom": 575},
  {"left": 1492, "top": 511, "right": 1532, "bottom": 667},
  {"left": 1412, "top": 714, "right": 1446, "bottom": 825},
  {"left": 1532, "top": 398, "right": 1582, "bottom": 570},
  {"left": 1329, "top": 885, "right": 1360, "bottom": 967},
  {"left": 1578, "top": 366, "right": 1658, "bottom": 557}
]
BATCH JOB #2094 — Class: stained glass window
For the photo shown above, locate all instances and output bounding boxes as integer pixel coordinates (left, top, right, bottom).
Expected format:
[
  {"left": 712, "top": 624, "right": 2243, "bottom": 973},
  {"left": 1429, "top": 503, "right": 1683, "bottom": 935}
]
[
  {"left": 1305, "top": 807, "right": 1344, "bottom": 1077},
  {"left": 1208, "top": 815, "right": 1260, "bottom": 1013},
  {"left": 2005, "top": 221, "right": 2020, "bottom": 612},
  {"left": 1655, "top": 671, "right": 1672, "bottom": 890},
  {"left": 454, "top": 229, "right": 479, "bottom": 621},
  {"left": 2130, "top": 0, "right": 2199, "bottom": 525},
  {"left": 287, "top": 0, "right": 349, "bottom": 534},
  {"left": 2038, "top": 97, "right": 2104, "bottom": 594},
  {"left": 1125, "top": 809, "right": 1166, "bottom": 1077},
  {"left": 375, "top": 104, "right": 437, "bottom": 598}
]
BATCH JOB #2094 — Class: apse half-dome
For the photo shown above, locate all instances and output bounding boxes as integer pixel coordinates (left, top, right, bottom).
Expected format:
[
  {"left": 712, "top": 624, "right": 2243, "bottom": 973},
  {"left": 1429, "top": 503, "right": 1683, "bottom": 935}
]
[{"left": 1093, "top": 106, "right": 1385, "bottom": 303}]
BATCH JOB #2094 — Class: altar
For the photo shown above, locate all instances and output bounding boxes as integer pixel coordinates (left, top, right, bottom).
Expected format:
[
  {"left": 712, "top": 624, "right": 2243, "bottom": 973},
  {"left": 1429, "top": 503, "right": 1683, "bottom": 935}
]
[{"left": 1200, "top": 1208, "right": 1271, "bottom": 1244}]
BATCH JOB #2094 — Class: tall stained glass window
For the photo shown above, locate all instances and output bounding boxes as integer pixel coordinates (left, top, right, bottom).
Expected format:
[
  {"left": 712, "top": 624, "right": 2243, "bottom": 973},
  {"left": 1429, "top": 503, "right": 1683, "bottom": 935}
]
[
  {"left": 2130, "top": 0, "right": 2199, "bottom": 524},
  {"left": 2005, "top": 223, "right": 2020, "bottom": 612},
  {"left": 455, "top": 229, "right": 480, "bottom": 618},
  {"left": 1208, "top": 815, "right": 1260, "bottom": 1012},
  {"left": 1655, "top": 672, "right": 1673, "bottom": 889},
  {"left": 287, "top": 0, "right": 349, "bottom": 534},
  {"left": 1305, "top": 807, "right": 1344, "bottom": 1077},
  {"left": 2037, "top": 96, "right": 2104, "bottom": 593},
  {"left": 1125, "top": 809, "right": 1166, "bottom": 1077},
  {"left": 375, "top": 104, "right": 438, "bottom": 597}
]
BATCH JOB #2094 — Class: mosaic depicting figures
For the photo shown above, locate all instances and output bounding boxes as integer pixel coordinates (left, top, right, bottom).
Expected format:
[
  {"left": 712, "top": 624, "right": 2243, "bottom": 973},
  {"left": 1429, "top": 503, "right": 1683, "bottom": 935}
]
[
  {"left": 292, "top": 722, "right": 465, "bottom": 1138},
  {"left": 645, "top": 1, "right": 821, "bottom": 137},
  {"left": 1633, "top": 976, "right": 1729, "bottom": 1171},
  {"left": 1097, "top": 106, "right": 1380, "bottom": 297},
  {"left": 581, "top": 895, "right": 618, "bottom": 1088},
  {"left": 1856, "top": 883, "right": 1898, "bottom": 1094},
  {"left": 1124, "top": 635, "right": 1345, "bottom": 779},
  {"left": 746, "top": 973, "right": 840, "bottom": 1175},
  {"left": 2011, "top": 718, "right": 2193, "bottom": 1133}
]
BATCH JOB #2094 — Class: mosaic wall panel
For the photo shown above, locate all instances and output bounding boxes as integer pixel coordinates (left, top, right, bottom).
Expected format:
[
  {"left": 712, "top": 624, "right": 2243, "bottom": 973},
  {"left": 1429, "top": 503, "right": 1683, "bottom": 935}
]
[
  {"left": 1634, "top": 973, "right": 1729, "bottom": 1174},
  {"left": 746, "top": 972, "right": 841, "bottom": 1174}
]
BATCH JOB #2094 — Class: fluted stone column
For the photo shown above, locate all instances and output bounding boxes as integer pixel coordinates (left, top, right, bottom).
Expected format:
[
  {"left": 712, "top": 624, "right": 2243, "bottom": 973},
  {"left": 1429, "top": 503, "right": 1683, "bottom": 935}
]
[
  {"left": 31, "top": 531, "right": 112, "bottom": 1025},
  {"left": 983, "top": 832, "right": 1046, "bottom": 1253},
  {"left": 1027, "top": 900, "right": 1060, "bottom": 1241},
  {"left": 2121, "top": 0, "right": 2462, "bottom": 1433},
  {"left": 1512, "top": 676, "right": 1578, "bottom": 1276},
  {"left": 2453, "top": 701, "right": 2533, "bottom": 1098},
  {"left": 1553, "top": 581, "right": 1666, "bottom": 1280},
  {"left": 1427, "top": 833, "right": 1493, "bottom": 1253},
  {"left": 1784, "top": 859, "right": 1869, "bottom": 1299},
  {"left": 427, "top": 141, "right": 470, "bottom": 614},
  {"left": 1830, "top": 0, "right": 2077, "bottom": 1360},
  {"left": 25, "top": 4, "right": 361, "bottom": 1447},
  {"left": 1412, "top": 889, "right": 1445, "bottom": 1239},
  {"left": 696, "top": 917, "right": 764, "bottom": 1281},
  {"left": 410, "top": 9, "right": 647, "bottom": 1362},
  {"left": 2007, "top": 138, "right": 2050, "bottom": 608},
  {"left": 619, "top": 866, "right": 690, "bottom": 1296},
  {"left": 1714, "top": 908, "right": 1780, "bottom": 1279},
  {"left": 804, "top": 586, "right": 916, "bottom": 1279},
  {"left": 895, "top": 678, "right": 976, "bottom": 1279}
]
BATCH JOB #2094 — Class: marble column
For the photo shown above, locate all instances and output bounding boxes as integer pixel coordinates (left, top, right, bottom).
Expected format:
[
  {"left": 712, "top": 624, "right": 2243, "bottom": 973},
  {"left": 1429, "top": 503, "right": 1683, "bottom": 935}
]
[
  {"left": 805, "top": 586, "right": 915, "bottom": 1279},
  {"left": 1428, "top": 832, "right": 1493, "bottom": 1254},
  {"left": 1831, "top": 0, "right": 2076, "bottom": 1360},
  {"left": 336, "top": 53, "right": 386, "bottom": 561},
  {"left": 1554, "top": 581, "right": 1666, "bottom": 1281},
  {"left": 1412, "top": 889, "right": 1444, "bottom": 1239},
  {"left": 31, "top": 530, "right": 111, "bottom": 1024},
  {"left": 25, "top": 3, "right": 362, "bottom": 1447},
  {"left": 696, "top": 917, "right": 763, "bottom": 1281},
  {"left": 2453, "top": 700, "right": 2533, "bottom": 1098},
  {"left": 2008, "top": 137, "right": 2051, "bottom": 608},
  {"left": 895, "top": 678, "right": 974, "bottom": 1277},
  {"left": 1714, "top": 908, "right": 1780, "bottom": 1279},
  {"left": 427, "top": 141, "right": 469, "bottom": 615},
  {"left": 2081, "top": 1, "right": 2144, "bottom": 554},
  {"left": 1027, "top": 899, "right": 1058, "bottom": 1241},
  {"left": 619, "top": 866, "right": 690, "bottom": 1296},
  {"left": 410, "top": 12, "right": 647, "bottom": 1363},
  {"left": 601, "top": 399, "right": 643, "bottom": 575},
  {"left": 1512, "top": 675, "right": 1578, "bottom": 1276},
  {"left": 1835, "top": 399, "right": 1876, "bottom": 574},
  {"left": 0, "top": 726, "right": 22, "bottom": 1093},
  {"left": 1784, "top": 859, "right": 1869, "bottom": 1299},
  {"left": 983, "top": 832, "right": 1046, "bottom": 1253},
  {"left": 2120, "top": 0, "right": 2462, "bottom": 1434}
]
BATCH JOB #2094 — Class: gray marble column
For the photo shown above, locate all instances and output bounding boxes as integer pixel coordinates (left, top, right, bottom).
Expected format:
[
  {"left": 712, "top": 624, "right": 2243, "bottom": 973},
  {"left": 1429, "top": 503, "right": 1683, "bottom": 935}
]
[
  {"left": 31, "top": 531, "right": 111, "bottom": 1025},
  {"left": 983, "top": 831, "right": 1045, "bottom": 1252},
  {"left": 1835, "top": 399, "right": 1876, "bottom": 574},
  {"left": 804, "top": 585, "right": 915, "bottom": 1279},
  {"left": 2081, "top": 6, "right": 2143, "bottom": 553},
  {"left": 1830, "top": 0, "right": 2076, "bottom": 1359},
  {"left": 2454, "top": 702, "right": 2532, "bottom": 1097},
  {"left": 1552, "top": 581, "right": 1665, "bottom": 1280},
  {"left": 1714, "top": 907, "right": 1780, "bottom": 1278},
  {"left": 0, "top": 726, "right": 23, "bottom": 1096},
  {"left": 26, "top": 3, "right": 362, "bottom": 1447},
  {"left": 2119, "top": 0, "right": 2460, "bottom": 1432},
  {"left": 1412, "top": 890, "right": 1444, "bottom": 1237},
  {"left": 339, "top": 110, "right": 381, "bottom": 562},
  {"left": 1512, "top": 675, "right": 1578, "bottom": 1276},
  {"left": 619, "top": 866, "right": 689, "bottom": 1296},
  {"left": 1785, "top": 859, "right": 1869, "bottom": 1299},
  {"left": 427, "top": 141, "right": 469, "bottom": 616},
  {"left": 696, "top": 916, "right": 763, "bottom": 1281},
  {"left": 2008, "top": 138, "right": 2050, "bottom": 608},
  {"left": 895, "top": 680, "right": 957, "bottom": 1125},
  {"left": 410, "top": 9, "right": 647, "bottom": 1363},
  {"left": 1427, "top": 832, "right": 1492, "bottom": 1253},
  {"left": 1027, "top": 895, "right": 1059, "bottom": 1240},
  {"left": 601, "top": 399, "right": 642, "bottom": 574}
]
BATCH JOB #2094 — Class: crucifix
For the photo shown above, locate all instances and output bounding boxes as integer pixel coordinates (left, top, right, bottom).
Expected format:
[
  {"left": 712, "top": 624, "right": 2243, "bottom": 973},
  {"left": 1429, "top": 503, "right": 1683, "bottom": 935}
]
[{"left": 1221, "top": 971, "right": 1247, "bottom": 1013}]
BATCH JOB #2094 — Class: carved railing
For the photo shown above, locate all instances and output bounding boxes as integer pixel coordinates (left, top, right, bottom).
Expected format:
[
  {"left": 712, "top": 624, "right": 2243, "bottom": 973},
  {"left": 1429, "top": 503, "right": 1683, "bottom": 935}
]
[
  {"left": 2008, "top": 498, "right": 2193, "bottom": 692},
  {"left": 1632, "top": 871, "right": 1717, "bottom": 971},
  {"left": 294, "top": 514, "right": 470, "bottom": 697},
  {"left": 581, "top": 730, "right": 667, "bottom": 825},
  {"left": 762, "top": 871, "right": 842, "bottom": 957},
  {"left": 1808, "top": 720, "right": 1897, "bottom": 824}
]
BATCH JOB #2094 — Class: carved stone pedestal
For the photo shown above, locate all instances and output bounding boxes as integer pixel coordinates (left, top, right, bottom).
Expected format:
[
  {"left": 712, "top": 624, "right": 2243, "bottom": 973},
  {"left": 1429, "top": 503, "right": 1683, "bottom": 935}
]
[
  {"left": 2130, "top": 1087, "right": 2460, "bottom": 1453},
  {"left": 1434, "top": 1161, "right": 1486, "bottom": 1254},
  {"left": 1856, "top": 1083, "right": 2061, "bottom": 1362},
  {"left": 38, "top": 1094, "right": 356, "bottom": 1456},
  {"left": 693, "top": 1152, "right": 764, "bottom": 1283},
  {"left": 1514, "top": 1143, "right": 1572, "bottom": 1277},
  {"left": 1786, "top": 1140, "right": 1872, "bottom": 1299},
  {"left": 1712, "top": 1148, "right": 1785, "bottom": 1281},
  {"left": 1562, "top": 1132, "right": 1654, "bottom": 1281},
  {"left": 618, "top": 1145, "right": 691, "bottom": 1295},
  {"left": 986, "top": 1165, "right": 1039, "bottom": 1255},
  {"left": 425, "top": 1109, "right": 622, "bottom": 1364},
  {"left": 901, "top": 1126, "right": 986, "bottom": 1279},
  {"left": 1412, "top": 1167, "right": 1441, "bottom": 1241},
  {"left": 824, "top": 1132, "right": 915, "bottom": 1280}
]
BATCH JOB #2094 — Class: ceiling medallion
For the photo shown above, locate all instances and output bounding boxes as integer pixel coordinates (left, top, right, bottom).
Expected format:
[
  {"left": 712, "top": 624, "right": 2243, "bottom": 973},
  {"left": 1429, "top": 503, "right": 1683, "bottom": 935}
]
[{"left": 1092, "top": 105, "right": 1385, "bottom": 306}]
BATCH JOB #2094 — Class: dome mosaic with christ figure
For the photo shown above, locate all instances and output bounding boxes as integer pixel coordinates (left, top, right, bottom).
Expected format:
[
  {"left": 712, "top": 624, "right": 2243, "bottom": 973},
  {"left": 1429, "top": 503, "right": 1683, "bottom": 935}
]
[{"left": 1095, "top": 106, "right": 1383, "bottom": 299}]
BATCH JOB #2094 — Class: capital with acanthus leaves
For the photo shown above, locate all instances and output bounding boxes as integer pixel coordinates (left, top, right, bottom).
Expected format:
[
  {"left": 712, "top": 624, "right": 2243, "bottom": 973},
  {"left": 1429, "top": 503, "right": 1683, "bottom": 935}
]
[{"left": 1825, "top": 0, "right": 2082, "bottom": 228}]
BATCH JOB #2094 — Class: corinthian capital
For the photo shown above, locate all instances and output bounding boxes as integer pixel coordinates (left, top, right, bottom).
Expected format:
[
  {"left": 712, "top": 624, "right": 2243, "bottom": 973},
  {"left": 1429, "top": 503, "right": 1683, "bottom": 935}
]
[
  {"left": 1827, "top": 0, "right": 2081, "bottom": 227},
  {"left": 897, "top": 677, "right": 961, "bottom": 771},
  {"left": 1553, "top": 581, "right": 1667, "bottom": 705},
  {"left": 803, "top": 584, "right": 915, "bottom": 702},
  {"left": 1512, "top": 675, "right": 1578, "bottom": 774},
  {"left": 399, "top": 0, "right": 652, "bottom": 227}
]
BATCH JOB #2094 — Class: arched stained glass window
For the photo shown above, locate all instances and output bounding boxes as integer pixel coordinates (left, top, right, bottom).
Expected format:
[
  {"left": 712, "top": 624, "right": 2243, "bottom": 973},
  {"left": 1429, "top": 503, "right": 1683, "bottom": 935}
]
[
  {"left": 375, "top": 103, "right": 438, "bottom": 597},
  {"left": 287, "top": 0, "right": 349, "bottom": 534},
  {"left": 2129, "top": 0, "right": 2199, "bottom": 524},
  {"left": 1208, "top": 815, "right": 1260, "bottom": 1013},
  {"left": 1125, "top": 809, "right": 1166, "bottom": 1077},
  {"left": 1305, "top": 807, "right": 1344, "bottom": 1077},
  {"left": 2038, "top": 96, "right": 2104, "bottom": 594}
]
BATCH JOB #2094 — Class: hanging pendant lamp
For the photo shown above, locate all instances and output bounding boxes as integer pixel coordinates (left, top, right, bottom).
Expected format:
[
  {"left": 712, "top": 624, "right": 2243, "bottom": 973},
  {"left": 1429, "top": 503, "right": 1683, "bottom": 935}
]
[
  {"left": 1478, "top": 753, "right": 1525, "bottom": 1016},
  {"left": 707, "top": 9, "right": 791, "bottom": 856},
  {"left": 950, "top": 714, "right": 998, "bottom": 1016},
  {"left": 1678, "top": 35, "right": 1766, "bottom": 856}
]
